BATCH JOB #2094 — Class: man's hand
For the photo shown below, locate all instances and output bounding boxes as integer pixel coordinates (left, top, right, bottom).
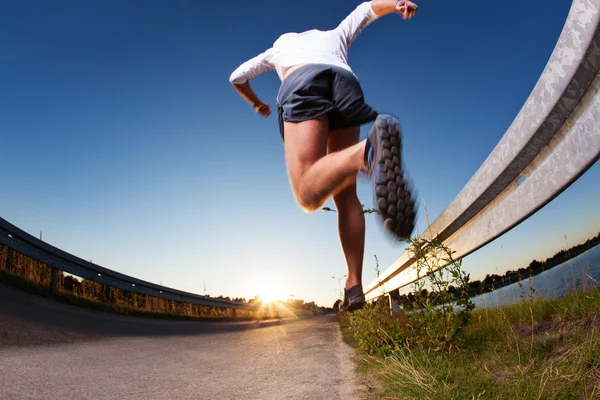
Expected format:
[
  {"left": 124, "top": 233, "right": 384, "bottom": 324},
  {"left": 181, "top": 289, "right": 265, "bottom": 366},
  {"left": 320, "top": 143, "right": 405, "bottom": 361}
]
[
  {"left": 231, "top": 81, "right": 272, "bottom": 118},
  {"left": 254, "top": 101, "right": 272, "bottom": 118},
  {"left": 395, "top": 0, "right": 418, "bottom": 20}
]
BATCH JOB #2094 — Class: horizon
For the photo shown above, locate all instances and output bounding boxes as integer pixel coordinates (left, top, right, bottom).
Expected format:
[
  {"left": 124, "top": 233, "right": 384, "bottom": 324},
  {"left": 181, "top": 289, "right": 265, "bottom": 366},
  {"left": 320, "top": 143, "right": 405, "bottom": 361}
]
[{"left": 53, "top": 228, "right": 600, "bottom": 307}]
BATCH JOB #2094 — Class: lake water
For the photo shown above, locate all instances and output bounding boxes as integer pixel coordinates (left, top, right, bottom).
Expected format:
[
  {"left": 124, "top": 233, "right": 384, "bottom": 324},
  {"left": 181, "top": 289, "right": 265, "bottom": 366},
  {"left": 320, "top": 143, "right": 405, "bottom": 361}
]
[{"left": 471, "top": 244, "right": 600, "bottom": 309}]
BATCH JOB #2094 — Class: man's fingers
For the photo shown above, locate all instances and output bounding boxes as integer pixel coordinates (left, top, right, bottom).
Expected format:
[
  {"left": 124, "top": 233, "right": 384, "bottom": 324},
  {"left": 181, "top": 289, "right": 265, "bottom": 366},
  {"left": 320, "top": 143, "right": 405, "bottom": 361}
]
[
  {"left": 398, "top": 0, "right": 417, "bottom": 20},
  {"left": 397, "top": 3, "right": 418, "bottom": 20},
  {"left": 255, "top": 103, "right": 270, "bottom": 114},
  {"left": 399, "top": 6, "right": 408, "bottom": 19},
  {"left": 257, "top": 104, "right": 272, "bottom": 117}
]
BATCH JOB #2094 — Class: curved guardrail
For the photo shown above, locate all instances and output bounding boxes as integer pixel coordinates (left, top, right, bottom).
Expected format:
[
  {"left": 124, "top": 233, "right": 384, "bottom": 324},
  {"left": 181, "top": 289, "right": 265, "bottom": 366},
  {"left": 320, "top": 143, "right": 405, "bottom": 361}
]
[
  {"left": 0, "top": 216, "right": 258, "bottom": 311},
  {"left": 366, "top": 0, "right": 600, "bottom": 300}
]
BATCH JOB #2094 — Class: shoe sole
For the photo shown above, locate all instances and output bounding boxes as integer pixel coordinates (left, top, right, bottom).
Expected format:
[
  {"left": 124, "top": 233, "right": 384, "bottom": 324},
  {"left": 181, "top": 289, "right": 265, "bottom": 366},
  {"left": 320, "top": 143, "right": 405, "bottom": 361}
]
[
  {"left": 340, "top": 299, "right": 365, "bottom": 312},
  {"left": 369, "top": 115, "right": 417, "bottom": 240}
]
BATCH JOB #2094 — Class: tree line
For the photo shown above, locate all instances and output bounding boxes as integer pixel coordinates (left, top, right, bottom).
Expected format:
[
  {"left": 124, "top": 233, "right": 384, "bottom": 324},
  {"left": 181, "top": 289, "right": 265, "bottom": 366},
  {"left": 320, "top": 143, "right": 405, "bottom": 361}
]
[{"left": 393, "top": 232, "right": 600, "bottom": 309}]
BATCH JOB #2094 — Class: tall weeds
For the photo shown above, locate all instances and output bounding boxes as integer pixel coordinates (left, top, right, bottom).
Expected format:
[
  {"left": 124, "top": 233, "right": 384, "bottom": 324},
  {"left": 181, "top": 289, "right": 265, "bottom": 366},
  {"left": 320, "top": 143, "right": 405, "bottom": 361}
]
[
  {"left": 341, "top": 235, "right": 475, "bottom": 354},
  {"left": 0, "top": 243, "right": 268, "bottom": 320},
  {"left": 404, "top": 235, "right": 475, "bottom": 351}
]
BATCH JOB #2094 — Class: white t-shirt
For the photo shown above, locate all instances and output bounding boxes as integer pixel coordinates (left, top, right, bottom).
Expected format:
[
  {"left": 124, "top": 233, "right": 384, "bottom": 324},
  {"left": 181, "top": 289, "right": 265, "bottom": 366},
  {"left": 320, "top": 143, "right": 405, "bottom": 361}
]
[{"left": 229, "top": 2, "right": 378, "bottom": 84}]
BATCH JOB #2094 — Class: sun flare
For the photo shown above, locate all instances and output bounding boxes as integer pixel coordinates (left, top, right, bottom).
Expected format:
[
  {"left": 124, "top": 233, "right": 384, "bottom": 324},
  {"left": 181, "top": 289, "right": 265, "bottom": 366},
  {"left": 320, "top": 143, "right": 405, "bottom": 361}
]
[{"left": 257, "top": 281, "right": 287, "bottom": 303}]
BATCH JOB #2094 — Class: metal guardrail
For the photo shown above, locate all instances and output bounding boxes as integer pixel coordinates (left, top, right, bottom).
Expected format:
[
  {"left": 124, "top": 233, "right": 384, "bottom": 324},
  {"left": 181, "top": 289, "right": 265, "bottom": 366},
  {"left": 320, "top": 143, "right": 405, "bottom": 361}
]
[
  {"left": 366, "top": 0, "right": 600, "bottom": 300},
  {"left": 0, "top": 217, "right": 258, "bottom": 311}
]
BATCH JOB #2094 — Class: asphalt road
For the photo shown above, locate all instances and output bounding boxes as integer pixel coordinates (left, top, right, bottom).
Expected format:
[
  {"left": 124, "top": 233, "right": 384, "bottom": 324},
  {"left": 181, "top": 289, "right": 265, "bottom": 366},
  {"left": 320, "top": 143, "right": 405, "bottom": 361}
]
[{"left": 0, "top": 283, "right": 358, "bottom": 400}]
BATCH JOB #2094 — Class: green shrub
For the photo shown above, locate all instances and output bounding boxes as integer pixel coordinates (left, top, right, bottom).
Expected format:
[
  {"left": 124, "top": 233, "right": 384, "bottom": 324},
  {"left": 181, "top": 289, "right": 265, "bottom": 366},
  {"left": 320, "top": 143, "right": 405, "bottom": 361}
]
[
  {"left": 341, "top": 299, "right": 407, "bottom": 357},
  {"left": 403, "top": 236, "right": 475, "bottom": 351},
  {"left": 341, "top": 235, "right": 475, "bottom": 354}
]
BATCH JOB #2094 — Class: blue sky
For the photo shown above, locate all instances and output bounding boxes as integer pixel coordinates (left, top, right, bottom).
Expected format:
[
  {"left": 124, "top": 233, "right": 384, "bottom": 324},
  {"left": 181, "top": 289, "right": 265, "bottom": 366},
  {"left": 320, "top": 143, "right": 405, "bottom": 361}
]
[{"left": 1, "top": 0, "right": 598, "bottom": 307}]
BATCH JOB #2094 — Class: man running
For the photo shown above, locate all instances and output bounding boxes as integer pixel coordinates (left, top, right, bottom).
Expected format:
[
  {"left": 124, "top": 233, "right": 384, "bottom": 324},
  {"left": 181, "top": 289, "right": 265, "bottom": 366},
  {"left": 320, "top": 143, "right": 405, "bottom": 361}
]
[{"left": 229, "top": 0, "right": 418, "bottom": 311}]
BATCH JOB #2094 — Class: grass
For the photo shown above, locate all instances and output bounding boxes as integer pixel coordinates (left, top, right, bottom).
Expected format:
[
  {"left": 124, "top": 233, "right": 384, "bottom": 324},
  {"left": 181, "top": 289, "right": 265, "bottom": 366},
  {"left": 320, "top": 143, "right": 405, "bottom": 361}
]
[{"left": 339, "top": 287, "right": 600, "bottom": 399}]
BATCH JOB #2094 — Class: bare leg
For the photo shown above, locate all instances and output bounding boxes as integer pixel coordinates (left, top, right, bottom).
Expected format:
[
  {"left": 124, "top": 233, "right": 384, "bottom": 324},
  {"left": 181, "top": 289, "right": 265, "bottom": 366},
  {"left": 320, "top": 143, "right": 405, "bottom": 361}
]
[
  {"left": 327, "top": 126, "right": 365, "bottom": 290},
  {"left": 283, "top": 115, "right": 366, "bottom": 212}
]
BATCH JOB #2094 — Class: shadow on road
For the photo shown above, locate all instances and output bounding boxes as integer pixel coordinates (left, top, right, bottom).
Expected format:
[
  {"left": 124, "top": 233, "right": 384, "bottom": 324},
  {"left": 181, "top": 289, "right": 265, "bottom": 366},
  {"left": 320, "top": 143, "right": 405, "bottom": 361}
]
[{"left": 0, "top": 283, "right": 318, "bottom": 349}]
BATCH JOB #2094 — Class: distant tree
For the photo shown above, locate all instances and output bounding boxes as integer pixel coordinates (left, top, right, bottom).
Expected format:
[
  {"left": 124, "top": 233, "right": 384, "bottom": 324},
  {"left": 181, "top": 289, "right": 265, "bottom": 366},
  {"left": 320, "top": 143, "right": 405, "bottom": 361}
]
[
  {"left": 289, "top": 299, "right": 305, "bottom": 309},
  {"left": 247, "top": 295, "right": 261, "bottom": 304},
  {"left": 469, "top": 280, "right": 482, "bottom": 290},
  {"left": 483, "top": 274, "right": 493, "bottom": 286},
  {"left": 529, "top": 260, "right": 542, "bottom": 270}
]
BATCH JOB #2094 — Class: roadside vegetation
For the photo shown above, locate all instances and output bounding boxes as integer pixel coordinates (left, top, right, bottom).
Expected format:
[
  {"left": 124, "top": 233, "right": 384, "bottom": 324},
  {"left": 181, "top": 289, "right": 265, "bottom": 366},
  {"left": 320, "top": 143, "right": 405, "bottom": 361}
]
[
  {"left": 0, "top": 243, "right": 319, "bottom": 321},
  {"left": 339, "top": 234, "right": 600, "bottom": 399}
]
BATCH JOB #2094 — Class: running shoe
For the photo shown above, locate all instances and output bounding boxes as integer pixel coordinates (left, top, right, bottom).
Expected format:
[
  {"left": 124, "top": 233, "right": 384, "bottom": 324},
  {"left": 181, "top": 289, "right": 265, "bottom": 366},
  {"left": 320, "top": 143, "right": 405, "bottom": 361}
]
[
  {"left": 340, "top": 285, "right": 365, "bottom": 311},
  {"left": 364, "top": 114, "right": 417, "bottom": 240}
]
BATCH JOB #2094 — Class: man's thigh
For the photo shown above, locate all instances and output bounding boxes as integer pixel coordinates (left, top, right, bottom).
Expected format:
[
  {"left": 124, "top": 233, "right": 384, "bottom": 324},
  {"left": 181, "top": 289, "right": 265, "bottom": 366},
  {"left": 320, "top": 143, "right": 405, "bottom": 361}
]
[
  {"left": 327, "top": 125, "right": 360, "bottom": 154},
  {"left": 282, "top": 114, "right": 329, "bottom": 193}
]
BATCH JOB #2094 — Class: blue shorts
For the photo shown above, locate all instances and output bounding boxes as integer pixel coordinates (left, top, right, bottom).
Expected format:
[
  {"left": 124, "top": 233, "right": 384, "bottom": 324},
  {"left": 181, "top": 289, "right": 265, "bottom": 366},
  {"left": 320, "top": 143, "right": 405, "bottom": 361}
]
[{"left": 276, "top": 64, "right": 378, "bottom": 141}]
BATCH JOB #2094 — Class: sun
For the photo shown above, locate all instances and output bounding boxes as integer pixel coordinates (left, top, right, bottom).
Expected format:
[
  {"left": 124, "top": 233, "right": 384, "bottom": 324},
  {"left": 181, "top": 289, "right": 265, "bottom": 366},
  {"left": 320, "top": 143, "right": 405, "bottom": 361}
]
[{"left": 257, "top": 281, "right": 287, "bottom": 303}]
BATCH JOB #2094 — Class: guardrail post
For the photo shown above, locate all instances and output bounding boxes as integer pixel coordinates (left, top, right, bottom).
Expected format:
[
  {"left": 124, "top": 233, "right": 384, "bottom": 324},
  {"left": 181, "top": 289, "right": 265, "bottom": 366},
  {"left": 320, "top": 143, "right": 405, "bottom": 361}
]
[
  {"left": 4, "top": 247, "right": 13, "bottom": 272},
  {"left": 50, "top": 267, "right": 59, "bottom": 294},
  {"left": 388, "top": 289, "right": 401, "bottom": 316},
  {"left": 231, "top": 308, "right": 237, "bottom": 319}
]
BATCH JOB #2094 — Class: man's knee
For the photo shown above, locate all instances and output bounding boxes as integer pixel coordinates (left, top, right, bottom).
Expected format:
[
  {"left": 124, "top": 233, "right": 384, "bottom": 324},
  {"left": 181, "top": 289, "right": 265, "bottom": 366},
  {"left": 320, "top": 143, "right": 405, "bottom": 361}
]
[
  {"left": 296, "top": 189, "right": 325, "bottom": 213},
  {"left": 291, "top": 179, "right": 326, "bottom": 212}
]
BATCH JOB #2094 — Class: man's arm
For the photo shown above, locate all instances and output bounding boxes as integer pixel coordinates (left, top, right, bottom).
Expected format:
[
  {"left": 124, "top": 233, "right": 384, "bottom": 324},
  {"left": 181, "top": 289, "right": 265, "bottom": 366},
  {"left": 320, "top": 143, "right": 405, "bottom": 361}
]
[
  {"left": 334, "top": 1, "right": 418, "bottom": 47},
  {"left": 229, "top": 48, "right": 275, "bottom": 84},
  {"left": 371, "top": 0, "right": 418, "bottom": 18},
  {"left": 232, "top": 81, "right": 272, "bottom": 117},
  {"left": 229, "top": 49, "right": 275, "bottom": 117}
]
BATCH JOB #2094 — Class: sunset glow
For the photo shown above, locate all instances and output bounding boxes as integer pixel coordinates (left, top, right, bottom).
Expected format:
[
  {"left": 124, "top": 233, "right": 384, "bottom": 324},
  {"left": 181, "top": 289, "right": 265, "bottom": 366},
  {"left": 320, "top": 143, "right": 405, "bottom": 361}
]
[{"left": 257, "top": 281, "right": 288, "bottom": 303}]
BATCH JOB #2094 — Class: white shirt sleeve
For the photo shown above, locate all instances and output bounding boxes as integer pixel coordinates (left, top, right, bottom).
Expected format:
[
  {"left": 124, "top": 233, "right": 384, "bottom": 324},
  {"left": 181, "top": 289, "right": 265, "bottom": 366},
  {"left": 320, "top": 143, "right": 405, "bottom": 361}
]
[
  {"left": 333, "top": 2, "right": 379, "bottom": 48},
  {"left": 229, "top": 48, "right": 275, "bottom": 84}
]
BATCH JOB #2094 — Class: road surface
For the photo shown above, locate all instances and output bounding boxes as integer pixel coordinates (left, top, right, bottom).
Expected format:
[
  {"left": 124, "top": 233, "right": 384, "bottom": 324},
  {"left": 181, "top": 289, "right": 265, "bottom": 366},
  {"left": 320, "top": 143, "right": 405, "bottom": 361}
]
[{"left": 0, "top": 283, "right": 358, "bottom": 400}]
